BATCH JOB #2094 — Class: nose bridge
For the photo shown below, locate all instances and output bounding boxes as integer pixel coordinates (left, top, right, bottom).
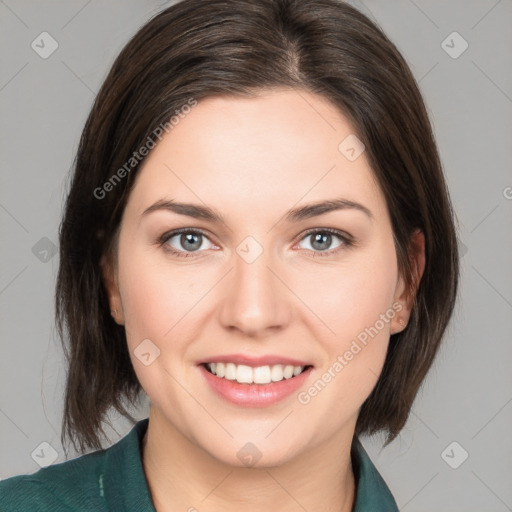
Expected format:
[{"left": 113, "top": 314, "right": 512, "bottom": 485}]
[{"left": 218, "top": 237, "right": 290, "bottom": 335}]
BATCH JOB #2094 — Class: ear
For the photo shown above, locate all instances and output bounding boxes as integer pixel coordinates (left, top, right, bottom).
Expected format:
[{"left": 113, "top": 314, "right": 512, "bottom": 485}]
[
  {"left": 390, "top": 229, "right": 425, "bottom": 334},
  {"left": 100, "top": 253, "right": 125, "bottom": 325}
]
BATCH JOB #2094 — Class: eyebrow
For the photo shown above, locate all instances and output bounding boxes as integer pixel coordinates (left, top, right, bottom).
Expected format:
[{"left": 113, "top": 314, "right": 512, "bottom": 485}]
[{"left": 141, "top": 197, "right": 374, "bottom": 223}]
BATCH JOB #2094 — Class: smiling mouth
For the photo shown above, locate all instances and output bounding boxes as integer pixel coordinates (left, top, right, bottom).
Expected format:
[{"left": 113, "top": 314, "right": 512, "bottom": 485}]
[{"left": 202, "top": 362, "right": 313, "bottom": 385}]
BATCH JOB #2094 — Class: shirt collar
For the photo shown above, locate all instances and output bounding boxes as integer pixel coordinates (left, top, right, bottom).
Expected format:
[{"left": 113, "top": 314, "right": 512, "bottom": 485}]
[
  {"left": 350, "top": 436, "right": 399, "bottom": 511},
  {"left": 104, "top": 418, "right": 398, "bottom": 512},
  {"left": 103, "top": 418, "right": 156, "bottom": 512}
]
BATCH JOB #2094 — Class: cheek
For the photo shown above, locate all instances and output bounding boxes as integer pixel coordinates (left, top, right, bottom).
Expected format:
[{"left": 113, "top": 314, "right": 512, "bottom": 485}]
[
  {"left": 299, "top": 239, "right": 399, "bottom": 402},
  {"left": 120, "top": 270, "right": 167, "bottom": 339},
  {"left": 116, "top": 242, "right": 186, "bottom": 348},
  {"left": 116, "top": 248, "right": 194, "bottom": 397},
  {"left": 299, "top": 250, "right": 398, "bottom": 339}
]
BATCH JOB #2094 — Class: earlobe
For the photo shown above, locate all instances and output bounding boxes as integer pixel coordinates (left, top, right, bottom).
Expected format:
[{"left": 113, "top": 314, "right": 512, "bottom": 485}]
[{"left": 391, "top": 229, "right": 426, "bottom": 334}]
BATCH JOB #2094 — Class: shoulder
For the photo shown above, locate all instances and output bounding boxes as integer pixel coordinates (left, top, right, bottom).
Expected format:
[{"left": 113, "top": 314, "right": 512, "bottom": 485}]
[
  {"left": 0, "top": 447, "right": 108, "bottom": 511},
  {"left": 0, "top": 418, "right": 151, "bottom": 512}
]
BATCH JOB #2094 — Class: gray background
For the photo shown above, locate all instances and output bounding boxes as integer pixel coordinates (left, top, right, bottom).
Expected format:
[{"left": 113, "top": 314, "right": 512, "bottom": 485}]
[{"left": 1, "top": 1, "right": 511, "bottom": 510}]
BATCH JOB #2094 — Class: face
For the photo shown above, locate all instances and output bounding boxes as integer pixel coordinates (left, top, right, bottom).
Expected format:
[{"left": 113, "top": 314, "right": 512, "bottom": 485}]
[{"left": 103, "top": 89, "right": 414, "bottom": 468}]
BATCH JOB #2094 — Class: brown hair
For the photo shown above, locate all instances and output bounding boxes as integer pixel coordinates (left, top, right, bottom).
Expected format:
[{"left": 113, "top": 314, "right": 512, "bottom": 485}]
[{"left": 56, "top": 0, "right": 459, "bottom": 454}]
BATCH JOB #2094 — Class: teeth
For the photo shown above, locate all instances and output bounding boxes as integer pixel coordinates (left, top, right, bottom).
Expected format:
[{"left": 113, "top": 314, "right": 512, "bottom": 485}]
[
  {"left": 206, "top": 362, "right": 306, "bottom": 384},
  {"left": 236, "top": 364, "right": 253, "bottom": 384},
  {"left": 283, "top": 365, "right": 294, "bottom": 379},
  {"left": 254, "top": 365, "right": 271, "bottom": 384},
  {"left": 225, "top": 362, "right": 236, "bottom": 380}
]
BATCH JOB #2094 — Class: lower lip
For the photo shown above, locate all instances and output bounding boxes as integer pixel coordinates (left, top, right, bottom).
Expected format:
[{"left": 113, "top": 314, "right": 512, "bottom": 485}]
[{"left": 199, "top": 364, "right": 313, "bottom": 407}]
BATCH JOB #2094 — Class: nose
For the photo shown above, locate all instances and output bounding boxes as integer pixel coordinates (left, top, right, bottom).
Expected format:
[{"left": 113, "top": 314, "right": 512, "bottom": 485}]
[{"left": 218, "top": 244, "right": 291, "bottom": 337}]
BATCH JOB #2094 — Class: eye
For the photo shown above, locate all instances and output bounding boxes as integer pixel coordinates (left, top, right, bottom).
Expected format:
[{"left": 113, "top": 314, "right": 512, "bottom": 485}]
[
  {"left": 296, "top": 229, "right": 353, "bottom": 257},
  {"left": 159, "top": 229, "right": 216, "bottom": 258},
  {"left": 158, "top": 227, "right": 353, "bottom": 259}
]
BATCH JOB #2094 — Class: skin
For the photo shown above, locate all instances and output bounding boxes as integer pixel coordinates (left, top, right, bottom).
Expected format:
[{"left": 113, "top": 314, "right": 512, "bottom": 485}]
[{"left": 102, "top": 88, "right": 425, "bottom": 512}]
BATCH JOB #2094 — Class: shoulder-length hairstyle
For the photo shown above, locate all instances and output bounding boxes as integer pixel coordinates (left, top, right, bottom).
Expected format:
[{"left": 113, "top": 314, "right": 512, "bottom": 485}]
[{"left": 56, "top": 0, "right": 459, "bottom": 454}]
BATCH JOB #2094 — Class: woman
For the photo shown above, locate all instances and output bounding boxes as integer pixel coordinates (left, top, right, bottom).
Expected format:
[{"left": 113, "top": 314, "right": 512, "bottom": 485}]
[{"left": 0, "top": 0, "right": 459, "bottom": 510}]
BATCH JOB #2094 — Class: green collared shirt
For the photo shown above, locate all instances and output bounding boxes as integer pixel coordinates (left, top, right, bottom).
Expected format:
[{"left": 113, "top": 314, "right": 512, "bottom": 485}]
[{"left": 0, "top": 419, "right": 399, "bottom": 511}]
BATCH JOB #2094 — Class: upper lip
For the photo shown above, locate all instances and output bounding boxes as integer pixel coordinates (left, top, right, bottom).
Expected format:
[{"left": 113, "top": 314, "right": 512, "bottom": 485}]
[{"left": 198, "top": 354, "right": 313, "bottom": 368}]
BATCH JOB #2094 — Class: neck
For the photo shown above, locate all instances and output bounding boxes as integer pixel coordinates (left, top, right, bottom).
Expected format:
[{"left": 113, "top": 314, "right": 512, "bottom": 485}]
[{"left": 141, "top": 407, "right": 356, "bottom": 512}]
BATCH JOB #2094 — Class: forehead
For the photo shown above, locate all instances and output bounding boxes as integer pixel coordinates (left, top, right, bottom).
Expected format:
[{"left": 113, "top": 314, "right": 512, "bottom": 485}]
[{"left": 126, "top": 89, "right": 385, "bottom": 222}]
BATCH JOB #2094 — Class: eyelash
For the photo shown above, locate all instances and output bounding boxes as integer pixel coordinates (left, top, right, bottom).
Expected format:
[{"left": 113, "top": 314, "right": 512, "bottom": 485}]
[{"left": 158, "top": 227, "right": 354, "bottom": 259}]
